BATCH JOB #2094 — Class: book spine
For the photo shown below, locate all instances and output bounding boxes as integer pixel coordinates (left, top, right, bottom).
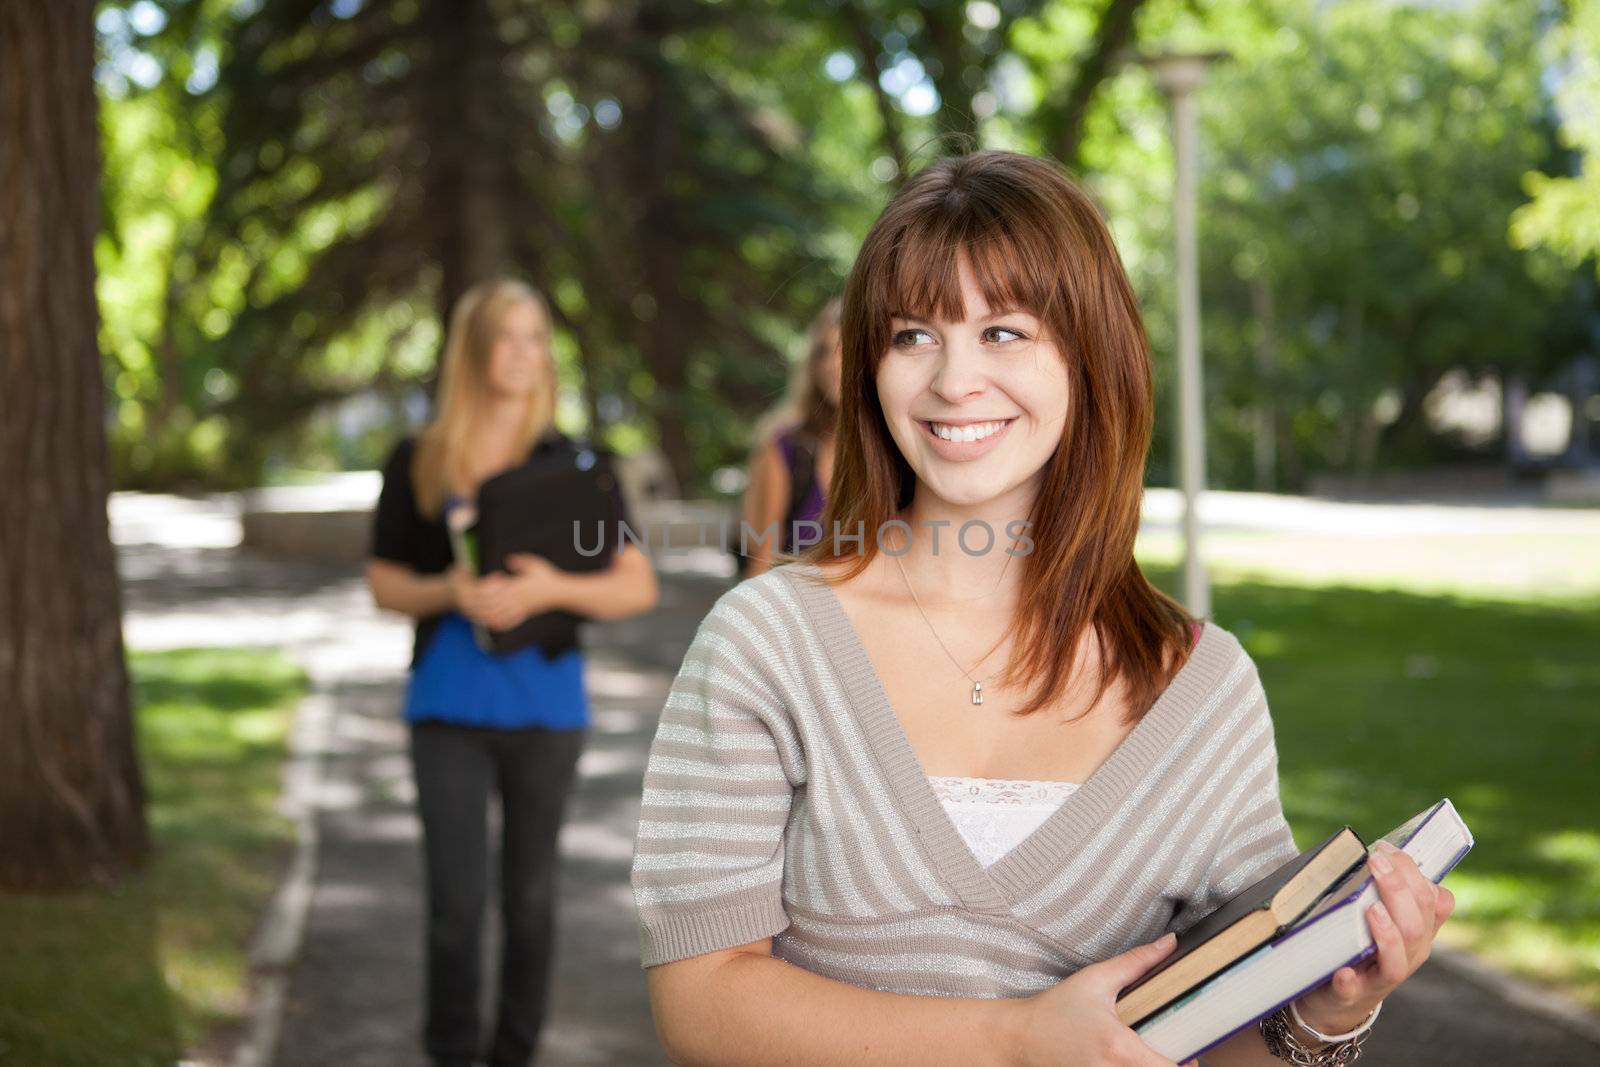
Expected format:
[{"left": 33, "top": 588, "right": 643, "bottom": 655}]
[{"left": 445, "top": 517, "right": 494, "bottom": 653}]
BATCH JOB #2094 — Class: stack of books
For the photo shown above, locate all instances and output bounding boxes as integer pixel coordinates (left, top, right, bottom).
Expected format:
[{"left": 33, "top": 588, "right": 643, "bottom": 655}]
[{"left": 1116, "top": 799, "right": 1474, "bottom": 1063}]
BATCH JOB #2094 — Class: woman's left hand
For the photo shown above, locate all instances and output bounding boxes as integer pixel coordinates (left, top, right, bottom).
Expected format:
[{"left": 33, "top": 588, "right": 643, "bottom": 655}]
[
  {"left": 1293, "top": 839, "right": 1456, "bottom": 1035},
  {"left": 494, "top": 552, "right": 566, "bottom": 628}
]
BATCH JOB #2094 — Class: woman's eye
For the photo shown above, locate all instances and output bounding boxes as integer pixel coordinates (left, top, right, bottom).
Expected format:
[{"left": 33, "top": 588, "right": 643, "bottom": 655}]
[
  {"left": 892, "top": 328, "right": 934, "bottom": 348},
  {"left": 983, "top": 326, "right": 1026, "bottom": 344}
]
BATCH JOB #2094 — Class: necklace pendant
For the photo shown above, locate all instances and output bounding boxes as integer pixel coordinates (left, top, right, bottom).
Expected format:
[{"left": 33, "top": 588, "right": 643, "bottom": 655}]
[{"left": 971, "top": 680, "right": 983, "bottom": 705}]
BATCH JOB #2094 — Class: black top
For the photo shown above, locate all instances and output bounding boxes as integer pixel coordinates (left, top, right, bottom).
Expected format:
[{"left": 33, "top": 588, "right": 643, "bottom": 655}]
[{"left": 369, "top": 429, "right": 633, "bottom": 669}]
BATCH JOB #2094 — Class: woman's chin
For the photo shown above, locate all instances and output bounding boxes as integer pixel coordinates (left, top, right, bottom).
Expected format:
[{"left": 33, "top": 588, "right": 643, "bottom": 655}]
[
  {"left": 915, "top": 476, "right": 1018, "bottom": 513},
  {"left": 905, "top": 460, "right": 1044, "bottom": 521}
]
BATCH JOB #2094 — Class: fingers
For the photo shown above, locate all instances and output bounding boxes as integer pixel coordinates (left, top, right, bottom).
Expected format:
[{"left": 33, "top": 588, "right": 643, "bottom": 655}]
[
  {"left": 1129, "top": 1034, "right": 1190, "bottom": 1067},
  {"left": 456, "top": 574, "right": 523, "bottom": 629},
  {"left": 1108, "top": 1026, "right": 1190, "bottom": 1067},
  {"left": 1368, "top": 844, "right": 1430, "bottom": 952},
  {"left": 1433, "top": 885, "right": 1456, "bottom": 934},
  {"left": 1328, "top": 964, "right": 1364, "bottom": 1005},
  {"left": 1365, "top": 901, "right": 1411, "bottom": 989},
  {"left": 1086, "top": 932, "right": 1178, "bottom": 992}
]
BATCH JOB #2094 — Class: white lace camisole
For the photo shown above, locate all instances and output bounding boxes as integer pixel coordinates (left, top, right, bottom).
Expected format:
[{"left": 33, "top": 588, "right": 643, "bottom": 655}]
[{"left": 928, "top": 775, "right": 1081, "bottom": 868}]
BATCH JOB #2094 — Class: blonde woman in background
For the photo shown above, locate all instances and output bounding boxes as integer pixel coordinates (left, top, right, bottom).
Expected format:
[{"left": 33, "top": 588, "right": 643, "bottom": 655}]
[
  {"left": 366, "top": 277, "right": 658, "bottom": 1067},
  {"left": 738, "top": 297, "right": 843, "bottom": 576}
]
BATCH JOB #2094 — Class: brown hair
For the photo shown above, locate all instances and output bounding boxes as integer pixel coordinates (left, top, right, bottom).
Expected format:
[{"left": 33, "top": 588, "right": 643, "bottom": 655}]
[
  {"left": 413, "top": 278, "right": 557, "bottom": 518},
  {"left": 798, "top": 150, "right": 1196, "bottom": 724}
]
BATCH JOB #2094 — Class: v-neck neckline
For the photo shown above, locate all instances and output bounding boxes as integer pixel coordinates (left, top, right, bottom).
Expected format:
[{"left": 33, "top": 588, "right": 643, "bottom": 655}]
[{"left": 781, "top": 559, "right": 1241, "bottom": 917}]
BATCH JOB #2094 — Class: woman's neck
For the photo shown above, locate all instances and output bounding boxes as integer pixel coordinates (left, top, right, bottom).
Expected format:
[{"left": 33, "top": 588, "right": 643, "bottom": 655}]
[
  {"left": 893, "top": 481, "right": 1036, "bottom": 606},
  {"left": 471, "top": 395, "right": 534, "bottom": 456}
]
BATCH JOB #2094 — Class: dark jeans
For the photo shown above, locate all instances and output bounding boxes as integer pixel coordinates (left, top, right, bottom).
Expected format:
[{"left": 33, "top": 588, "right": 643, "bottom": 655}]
[{"left": 409, "top": 720, "right": 587, "bottom": 1067}]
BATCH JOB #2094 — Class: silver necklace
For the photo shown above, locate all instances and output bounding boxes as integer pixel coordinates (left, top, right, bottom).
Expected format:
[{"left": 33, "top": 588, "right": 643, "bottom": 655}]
[{"left": 889, "top": 528, "right": 1016, "bottom": 705}]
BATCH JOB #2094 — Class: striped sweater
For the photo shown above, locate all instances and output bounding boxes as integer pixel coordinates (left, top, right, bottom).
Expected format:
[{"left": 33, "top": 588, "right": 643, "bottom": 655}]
[{"left": 630, "top": 560, "right": 1300, "bottom": 997}]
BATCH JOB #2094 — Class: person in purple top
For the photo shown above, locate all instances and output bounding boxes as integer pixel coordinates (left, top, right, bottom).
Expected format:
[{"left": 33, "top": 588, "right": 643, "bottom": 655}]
[{"left": 739, "top": 297, "right": 843, "bottom": 576}]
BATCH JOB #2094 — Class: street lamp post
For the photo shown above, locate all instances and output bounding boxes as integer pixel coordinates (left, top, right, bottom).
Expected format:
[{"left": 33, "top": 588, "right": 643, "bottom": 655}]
[{"left": 1133, "top": 49, "right": 1227, "bottom": 620}]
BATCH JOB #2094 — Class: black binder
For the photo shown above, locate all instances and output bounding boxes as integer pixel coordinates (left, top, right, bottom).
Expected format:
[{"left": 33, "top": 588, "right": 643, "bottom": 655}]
[{"left": 471, "top": 441, "right": 630, "bottom": 655}]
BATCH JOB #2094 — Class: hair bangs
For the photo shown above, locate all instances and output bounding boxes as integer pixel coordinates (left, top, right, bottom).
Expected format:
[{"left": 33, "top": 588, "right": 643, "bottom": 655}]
[{"left": 868, "top": 203, "right": 1064, "bottom": 345}]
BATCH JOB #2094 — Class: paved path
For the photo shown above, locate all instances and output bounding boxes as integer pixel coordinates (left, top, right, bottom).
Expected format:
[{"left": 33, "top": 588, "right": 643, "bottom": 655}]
[{"left": 114, "top": 500, "right": 1600, "bottom": 1067}]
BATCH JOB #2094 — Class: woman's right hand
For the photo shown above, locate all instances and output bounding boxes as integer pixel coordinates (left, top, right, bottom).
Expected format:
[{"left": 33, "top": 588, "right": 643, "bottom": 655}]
[
  {"left": 1011, "top": 933, "right": 1197, "bottom": 1067},
  {"left": 446, "top": 565, "right": 522, "bottom": 630}
]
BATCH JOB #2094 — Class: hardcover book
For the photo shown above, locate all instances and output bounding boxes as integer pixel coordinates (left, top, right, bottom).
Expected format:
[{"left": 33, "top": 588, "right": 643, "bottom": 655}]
[
  {"left": 1116, "top": 825, "right": 1369, "bottom": 1026},
  {"left": 470, "top": 442, "right": 629, "bottom": 656},
  {"left": 1134, "top": 799, "right": 1473, "bottom": 1064}
]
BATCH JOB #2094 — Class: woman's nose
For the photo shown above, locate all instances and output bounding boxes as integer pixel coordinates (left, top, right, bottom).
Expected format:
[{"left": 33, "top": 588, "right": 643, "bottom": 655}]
[{"left": 928, "top": 340, "right": 987, "bottom": 402}]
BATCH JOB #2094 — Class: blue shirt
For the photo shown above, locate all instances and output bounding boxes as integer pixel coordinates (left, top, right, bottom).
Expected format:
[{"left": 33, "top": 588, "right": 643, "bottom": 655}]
[{"left": 403, "top": 611, "right": 590, "bottom": 730}]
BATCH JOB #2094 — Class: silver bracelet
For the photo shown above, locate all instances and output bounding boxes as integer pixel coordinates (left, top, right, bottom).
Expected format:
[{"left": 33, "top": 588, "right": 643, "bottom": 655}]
[
  {"left": 1259, "top": 1000, "right": 1380, "bottom": 1066},
  {"left": 1291, "top": 999, "right": 1382, "bottom": 1042}
]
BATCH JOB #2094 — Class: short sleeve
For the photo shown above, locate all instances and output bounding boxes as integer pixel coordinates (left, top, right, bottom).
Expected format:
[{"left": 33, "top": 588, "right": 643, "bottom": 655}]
[
  {"left": 631, "top": 586, "right": 801, "bottom": 967},
  {"left": 1168, "top": 661, "right": 1300, "bottom": 936},
  {"left": 606, "top": 461, "right": 636, "bottom": 560},
  {"left": 371, "top": 437, "right": 421, "bottom": 566}
]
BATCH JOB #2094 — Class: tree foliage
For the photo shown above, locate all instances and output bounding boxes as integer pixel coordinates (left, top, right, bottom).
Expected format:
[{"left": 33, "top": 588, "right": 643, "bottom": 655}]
[
  {"left": 1190, "top": 0, "right": 1592, "bottom": 485},
  {"left": 92, "top": 0, "right": 1598, "bottom": 494},
  {"left": 1511, "top": 0, "right": 1600, "bottom": 279}
]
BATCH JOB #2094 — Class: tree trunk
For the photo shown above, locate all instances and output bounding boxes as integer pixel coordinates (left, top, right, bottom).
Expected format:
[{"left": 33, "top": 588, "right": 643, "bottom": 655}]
[
  {"left": 921, "top": 4, "right": 977, "bottom": 151},
  {"left": 0, "top": 0, "right": 148, "bottom": 890},
  {"left": 420, "top": 0, "right": 514, "bottom": 399},
  {"left": 1249, "top": 277, "right": 1277, "bottom": 491},
  {"left": 1503, "top": 373, "right": 1529, "bottom": 466},
  {"left": 840, "top": 2, "right": 910, "bottom": 181},
  {"left": 624, "top": 17, "right": 697, "bottom": 493},
  {"left": 1055, "top": 0, "right": 1147, "bottom": 169}
]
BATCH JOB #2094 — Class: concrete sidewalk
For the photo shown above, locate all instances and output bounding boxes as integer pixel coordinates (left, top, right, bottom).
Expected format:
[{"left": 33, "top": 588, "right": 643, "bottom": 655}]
[
  {"left": 114, "top": 521, "right": 1600, "bottom": 1066},
  {"left": 267, "top": 568, "right": 726, "bottom": 1067}
]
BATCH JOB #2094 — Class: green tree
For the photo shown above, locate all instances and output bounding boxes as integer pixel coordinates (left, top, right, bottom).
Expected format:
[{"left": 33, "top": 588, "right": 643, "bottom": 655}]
[
  {"left": 1192, "top": 0, "right": 1589, "bottom": 487},
  {"left": 100, "top": 0, "right": 853, "bottom": 492},
  {"left": 1511, "top": 0, "right": 1600, "bottom": 279},
  {"left": 95, "top": 0, "right": 1161, "bottom": 493}
]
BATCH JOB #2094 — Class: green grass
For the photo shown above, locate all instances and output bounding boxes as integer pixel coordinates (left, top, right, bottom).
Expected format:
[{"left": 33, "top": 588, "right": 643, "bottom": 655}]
[
  {"left": 1137, "top": 528, "right": 1600, "bottom": 604},
  {"left": 1143, "top": 561, "right": 1600, "bottom": 1011},
  {"left": 0, "top": 648, "right": 307, "bottom": 1066}
]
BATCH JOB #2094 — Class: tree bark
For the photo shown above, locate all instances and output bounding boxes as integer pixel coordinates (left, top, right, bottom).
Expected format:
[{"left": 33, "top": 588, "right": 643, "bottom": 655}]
[
  {"left": 419, "top": 0, "right": 515, "bottom": 398},
  {"left": 628, "top": 40, "right": 697, "bottom": 493},
  {"left": 0, "top": 0, "right": 149, "bottom": 890},
  {"left": 1054, "top": 0, "right": 1147, "bottom": 169},
  {"left": 920, "top": 3, "right": 977, "bottom": 151},
  {"left": 1249, "top": 277, "right": 1277, "bottom": 491},
  {"left": 840, "top": 2, "right": 910, "bottom": 181}
]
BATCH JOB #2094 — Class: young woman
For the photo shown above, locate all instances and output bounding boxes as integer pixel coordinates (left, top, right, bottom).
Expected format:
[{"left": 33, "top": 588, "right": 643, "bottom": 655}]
[
  {"left": 367, "top": 277, "right": 658, "bottom": 1067},
  {"left": 630, "top": 153, "right": 1452, "bottom": 1067},
  {"left": 738, "top": 297, "right": 843, "bottom": 576}
]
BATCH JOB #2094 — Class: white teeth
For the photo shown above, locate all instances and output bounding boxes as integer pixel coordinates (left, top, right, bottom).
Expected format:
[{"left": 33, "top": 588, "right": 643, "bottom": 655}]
[{"left": 930, "top": 420, "right": 1009, "bottom": 442}]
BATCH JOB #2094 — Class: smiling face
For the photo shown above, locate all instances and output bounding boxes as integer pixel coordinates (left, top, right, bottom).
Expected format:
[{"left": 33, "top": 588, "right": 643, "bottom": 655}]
[
  {"left": 875, "top": 254, "right": 1070, "bottom": 512},
  {"left": 483, "top": 298, "right": 551, "bottom": 401}
]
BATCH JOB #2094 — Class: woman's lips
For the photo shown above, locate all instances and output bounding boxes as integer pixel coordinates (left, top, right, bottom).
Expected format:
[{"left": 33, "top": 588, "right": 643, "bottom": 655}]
[{"left": 919, "top": 418, "right": 1016, "bottom": 461}]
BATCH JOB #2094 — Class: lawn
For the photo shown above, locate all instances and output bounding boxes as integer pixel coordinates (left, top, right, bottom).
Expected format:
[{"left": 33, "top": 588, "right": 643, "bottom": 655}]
[
  {"left": 0, "top": 648, "right": 307, "bottom": 1066},
  {"left": 1142, "top": 561, "right": 1600, "bottom": 1011}
]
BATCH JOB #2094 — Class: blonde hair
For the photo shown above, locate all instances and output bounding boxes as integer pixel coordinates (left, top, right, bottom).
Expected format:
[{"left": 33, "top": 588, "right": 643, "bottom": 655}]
[
  {"left": 752, "top": 296, "right": 843, "bottom": 449},
  {"left": 413, "top": 278, "right": 557, "bottom": 518}
]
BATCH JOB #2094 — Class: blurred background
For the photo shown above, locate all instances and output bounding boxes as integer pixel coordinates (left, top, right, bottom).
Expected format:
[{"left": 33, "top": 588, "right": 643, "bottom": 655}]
[{"left": 3, "top": 1, "right": 1598, "bottom": 1065}]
